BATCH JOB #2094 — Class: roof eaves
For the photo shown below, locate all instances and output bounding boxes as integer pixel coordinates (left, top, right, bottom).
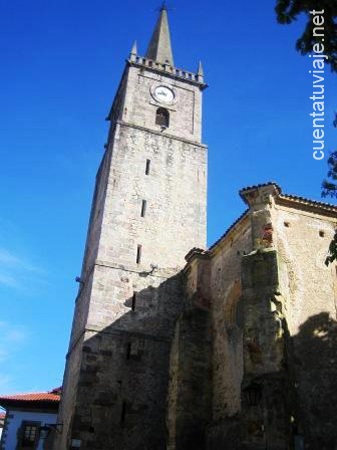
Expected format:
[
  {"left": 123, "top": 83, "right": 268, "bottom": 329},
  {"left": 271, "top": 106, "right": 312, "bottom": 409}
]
[{"left": 208, "top": 209, "right": 249, "bottom": 252}]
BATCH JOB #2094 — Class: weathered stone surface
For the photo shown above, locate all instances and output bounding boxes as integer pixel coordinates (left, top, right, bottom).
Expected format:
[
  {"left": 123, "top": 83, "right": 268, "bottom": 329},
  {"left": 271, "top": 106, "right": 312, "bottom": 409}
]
[
  {"left": 167, "top": 256, "right": 212, "bottom": 450},
  {"left": 52, "top": 7, "right": 337, "bottom": 450},
  {"left": 52, "top": 10, "right": 207, "bottom": 449}
]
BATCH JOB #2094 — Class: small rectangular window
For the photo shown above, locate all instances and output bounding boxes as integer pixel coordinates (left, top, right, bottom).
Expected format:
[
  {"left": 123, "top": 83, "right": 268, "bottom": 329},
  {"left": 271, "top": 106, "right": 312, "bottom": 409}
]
[
  {"left": 141, "top": 200, "right": 147, "bottom": 217},
  {"left": 126, "top": 341, "right": 142, "bottom": 361},
  {"left": 132, "top": 292, "right": 137, "bottom": 311},
  {"left": 145, "top": 159, "right": 151, "bottom": 175},
  {"left": 20, "top": 422, "right": 39, "bottom": 448},
  {"left": 136, "top": 245, "right": 142, "bottom": 264}
]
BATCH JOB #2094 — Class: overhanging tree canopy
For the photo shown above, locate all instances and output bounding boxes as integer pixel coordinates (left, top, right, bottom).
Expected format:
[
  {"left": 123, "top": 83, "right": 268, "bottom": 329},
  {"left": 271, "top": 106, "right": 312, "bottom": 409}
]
[{"left": 275, "top": 0, "right": 337, "bottom": 72}]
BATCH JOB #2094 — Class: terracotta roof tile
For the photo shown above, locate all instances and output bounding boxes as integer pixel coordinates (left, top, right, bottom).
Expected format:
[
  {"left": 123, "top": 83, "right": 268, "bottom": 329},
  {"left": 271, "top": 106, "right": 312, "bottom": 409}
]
[
  {"left": 0, "top": 392, "right": 60, "bottom": 402},
  {"left": 209, "top": 181, "right": 337, "bottom": 253},
  {"left": 239, "top": 181, "right": 337, "bottom": 210},
  {"left": 239, "top": 181, "right": 282, "bottom": 195},
  {"left": 280, "top": 193, "right": 337, "bottom": 210}
]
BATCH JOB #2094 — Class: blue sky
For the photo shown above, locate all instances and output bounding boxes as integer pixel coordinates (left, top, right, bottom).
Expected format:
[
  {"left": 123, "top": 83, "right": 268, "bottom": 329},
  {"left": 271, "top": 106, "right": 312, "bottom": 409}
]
[{"left": 0, "top": 0, "right": 336, "bottom": 394}]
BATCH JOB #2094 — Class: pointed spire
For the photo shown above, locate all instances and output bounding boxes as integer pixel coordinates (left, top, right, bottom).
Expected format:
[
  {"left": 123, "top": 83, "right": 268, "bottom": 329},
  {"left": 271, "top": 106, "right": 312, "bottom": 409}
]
[{"left": 146, "top": 4, "right": 174, "bottom": 65}]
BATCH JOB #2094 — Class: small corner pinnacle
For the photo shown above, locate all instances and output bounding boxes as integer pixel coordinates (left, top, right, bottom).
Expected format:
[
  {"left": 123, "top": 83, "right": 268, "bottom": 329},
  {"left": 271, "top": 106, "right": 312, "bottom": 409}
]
[
  {"left": 130, "top": 40, "right": 138, "bottom": 55},
  {"left": 197, "top": 61, "right": 204, "bottom": 76},
  {"left": 129, "top": 41, "right": 138, "bottom": 62}
]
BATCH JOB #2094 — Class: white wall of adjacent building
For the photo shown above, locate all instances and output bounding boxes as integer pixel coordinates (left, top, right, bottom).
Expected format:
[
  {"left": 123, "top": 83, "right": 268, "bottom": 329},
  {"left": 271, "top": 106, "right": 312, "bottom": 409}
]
[{"left": 1, "top": 409, "right": 57, "bottom": 450}]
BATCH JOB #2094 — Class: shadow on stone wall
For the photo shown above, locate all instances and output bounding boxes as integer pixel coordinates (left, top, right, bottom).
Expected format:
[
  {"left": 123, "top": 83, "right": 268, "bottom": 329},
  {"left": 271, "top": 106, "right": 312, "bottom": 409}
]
[
  {"left": 291, "top": 311, "right": 337, "bottom": 450},
  {"left": 206, "top": 305, "right": 337, "bottom": 450},
  {"left": 48, "top": 266, "right": 337, "bottom": 450},
  {"left": 237, "top": 311, "right": 337, "bottom": 450},
  {"left": 68, "top": 273, "right": 183, "bottom": 450}
]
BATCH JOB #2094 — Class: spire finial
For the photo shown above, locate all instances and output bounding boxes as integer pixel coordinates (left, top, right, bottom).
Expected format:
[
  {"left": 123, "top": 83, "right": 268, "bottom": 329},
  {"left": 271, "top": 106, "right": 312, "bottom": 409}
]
[{"left": 146, "top": 5, "right": 174, "bottom": 65}]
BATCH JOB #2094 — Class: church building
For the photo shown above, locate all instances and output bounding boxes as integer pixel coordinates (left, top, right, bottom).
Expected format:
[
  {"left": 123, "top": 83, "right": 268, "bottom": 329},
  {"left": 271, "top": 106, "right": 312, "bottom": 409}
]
[{"left": 52, "top": 6, "right": 337, "bottom": 450}]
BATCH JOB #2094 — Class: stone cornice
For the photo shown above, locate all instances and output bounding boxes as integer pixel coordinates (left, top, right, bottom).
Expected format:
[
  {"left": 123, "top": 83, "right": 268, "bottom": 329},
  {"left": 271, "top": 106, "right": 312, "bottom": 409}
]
[
  {"left": 116, "top": 120, "right": 208, "bottom": 149},
  {"left": 95, "top": 259, "right": 181, "bottom": 279}
]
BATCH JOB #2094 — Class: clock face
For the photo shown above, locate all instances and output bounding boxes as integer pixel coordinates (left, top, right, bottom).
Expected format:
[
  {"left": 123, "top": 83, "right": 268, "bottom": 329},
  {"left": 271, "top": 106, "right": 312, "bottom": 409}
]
[{"left": 154, "top": 86, "right": 175, "bottom": 104}]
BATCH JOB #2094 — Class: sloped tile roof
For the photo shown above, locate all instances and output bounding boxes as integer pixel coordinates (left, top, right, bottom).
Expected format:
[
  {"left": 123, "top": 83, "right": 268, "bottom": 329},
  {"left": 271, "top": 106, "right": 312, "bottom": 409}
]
[
  {"left": 209, "top": 182, "right": 337, "bottom": 253},
  {"left": 239, "top": 181, "right": 282, "bottom": 195},
  {"left": 0, "top": 389, "right": 60, "bottom": 404}
]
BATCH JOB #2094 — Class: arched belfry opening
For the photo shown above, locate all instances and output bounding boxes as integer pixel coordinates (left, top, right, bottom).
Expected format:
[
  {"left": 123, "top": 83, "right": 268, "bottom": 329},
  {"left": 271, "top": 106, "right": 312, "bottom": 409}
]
[{"left": 156, "top": 107, "right": 170, "bottom": 128}]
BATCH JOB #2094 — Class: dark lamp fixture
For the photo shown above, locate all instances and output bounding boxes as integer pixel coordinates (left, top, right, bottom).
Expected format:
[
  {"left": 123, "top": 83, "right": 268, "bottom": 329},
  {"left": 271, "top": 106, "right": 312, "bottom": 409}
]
[
  {"left": 244, "top": 383, "right": 262, "bottom": 406},
  {"left": 39, "top": 423, "right": 63, "bottom": 439},
  {"left": 39, "top": 425, "right": 50, "bottom": 440}
]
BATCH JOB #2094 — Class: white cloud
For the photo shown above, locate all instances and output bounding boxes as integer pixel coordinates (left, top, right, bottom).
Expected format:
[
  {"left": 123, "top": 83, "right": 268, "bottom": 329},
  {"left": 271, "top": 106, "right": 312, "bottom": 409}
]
[
  {"left": 0, "top": 247, "right": 47, "bottom": 292},
  {"left": 0, "top": 374, "right": 12, "bottom": 393},
  {"left": 0, "top": 323, "right": 28, "bottom": 359},
  {"left": 0, "top": 248, "right": 43, "bottom": 273},
  {"left": 0, "top": 273, "right": 18, "bottom": 288},
  {"left": 4, "top": 329, "right": 27, "bottom": 344},
  {"left": 0, "top": 323, "right": 29, "bottom": 393}
]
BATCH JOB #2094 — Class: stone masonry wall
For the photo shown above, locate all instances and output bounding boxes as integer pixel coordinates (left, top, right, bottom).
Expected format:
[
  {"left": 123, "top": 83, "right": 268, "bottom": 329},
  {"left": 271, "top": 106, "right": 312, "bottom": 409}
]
[
  {"left": 52, "top": 333, "right": 84, "bottom": 450},
  {"left": 58, "top": 267, "right": 184, "bottom": 450},
  {"left": 237, "top": 184, "right": 337, "bottom": 449},
  {"left": 167, "top": 255, "right": 212, "bottom": 450},
  {"left": 53, "top": 57, "right": 207, "bottom": 448},
  {"left": 205, "top": 215, "right": 252, "bottom": 450},
  {"left": 240, "top": 249, "right": 291, "bottom": 450},
  {"left": 275, "top": 201, "right": 337, "bottom": 449},
  {"left": 209, "top": 215, "right": 251, "bottom": 422},
  {"left": 275, "top": 203, "right": 336, "bottom": 335},
  {"left": 97, "top": 122, "right": 207, "bottom": 271},
  {"left": 70, "top": 271, "right": 184, "bottom": 450},
  {"left": 53, "top": 34, "right": 208, "bottom": 447}
]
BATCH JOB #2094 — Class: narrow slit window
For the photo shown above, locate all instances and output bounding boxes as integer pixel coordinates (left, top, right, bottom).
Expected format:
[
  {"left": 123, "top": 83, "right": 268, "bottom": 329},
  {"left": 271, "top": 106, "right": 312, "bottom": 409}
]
[
  {"left": 121, "top": 401, "right": 127, "bottom": 424},
  {"left": 145, "top": 159, "right": 151, "bottom": 175},
  {"left": 132, "top": 292, "right": 137, "bottom": 311},
  {"left": 141, "top": 200, "right": 147, "bottom": 217},
  {"left": 126, "top": 343, "right": 131, "bottom": 360},
  {"left": 136, "top": 245, "right": 142, "bottom": 264}
]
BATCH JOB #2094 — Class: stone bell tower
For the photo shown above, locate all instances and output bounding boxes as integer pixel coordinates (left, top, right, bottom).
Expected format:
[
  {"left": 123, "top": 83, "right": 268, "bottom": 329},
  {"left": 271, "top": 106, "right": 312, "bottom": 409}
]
[{"left": 53, "top": 6, "right": 208, "bottom": 450}]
